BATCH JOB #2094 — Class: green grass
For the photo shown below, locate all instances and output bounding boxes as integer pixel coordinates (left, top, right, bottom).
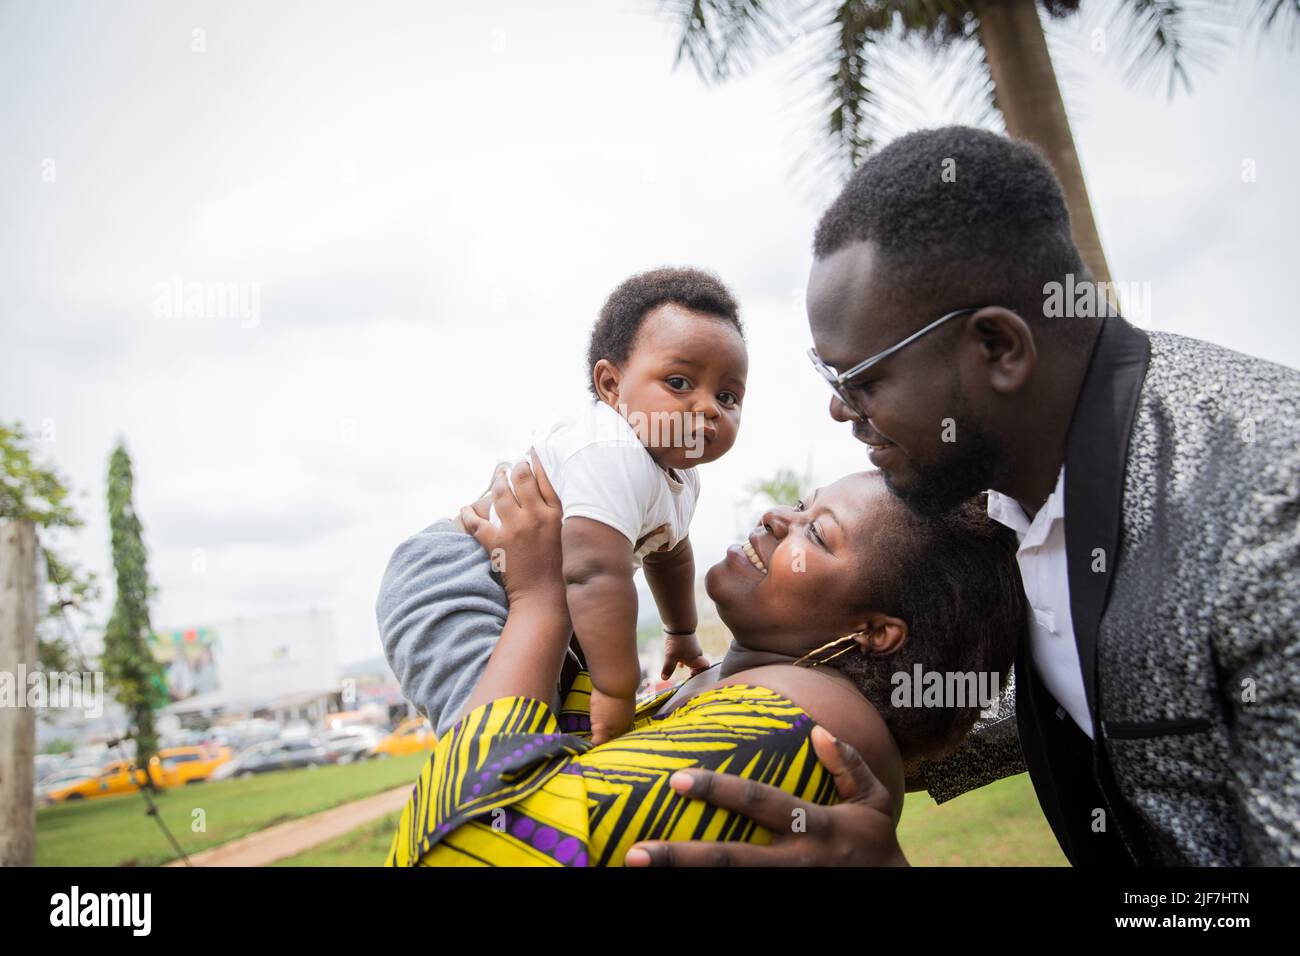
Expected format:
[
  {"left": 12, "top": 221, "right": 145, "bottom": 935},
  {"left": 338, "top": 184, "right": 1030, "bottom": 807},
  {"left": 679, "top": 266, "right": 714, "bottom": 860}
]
[
  {"left": 898, "top": 772, "right": 1068, "bottom": 866},
  {"left": 278, "top": 771, "right": 1067, "bottom": 867},
  {"left": 275, "top": 811, "right": 403, "bottom": 867},
  {"left": 36, "top": 753, "right": 427, "bottom": 867},
  {"left": 42, "top": 749, "right": 1061, "bottom": 867}
]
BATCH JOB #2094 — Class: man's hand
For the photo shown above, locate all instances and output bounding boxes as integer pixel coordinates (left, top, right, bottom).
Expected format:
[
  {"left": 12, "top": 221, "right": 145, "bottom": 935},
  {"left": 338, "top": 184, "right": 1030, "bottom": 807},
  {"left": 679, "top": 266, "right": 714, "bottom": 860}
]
[{"left": 624, "top": 725, "right": 908, "bottom": 866}]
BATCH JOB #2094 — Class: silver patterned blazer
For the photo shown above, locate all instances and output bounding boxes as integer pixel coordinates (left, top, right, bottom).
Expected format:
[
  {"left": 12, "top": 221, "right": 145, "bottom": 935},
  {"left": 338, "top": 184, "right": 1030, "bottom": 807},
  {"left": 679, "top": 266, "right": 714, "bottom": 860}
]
[{"left": 918, "top": 314, "right": 1299, "bottom": 866}]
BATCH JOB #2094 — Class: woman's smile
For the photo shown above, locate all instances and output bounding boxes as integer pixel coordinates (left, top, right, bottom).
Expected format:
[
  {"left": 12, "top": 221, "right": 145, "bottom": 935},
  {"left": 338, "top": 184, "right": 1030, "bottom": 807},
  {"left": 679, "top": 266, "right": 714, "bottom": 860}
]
[
  {"left": 741, "top": 536, "right": 769, "bottom": 574},
  {"left": 726, "top": 541, "right": 767, "bottom": 577}
]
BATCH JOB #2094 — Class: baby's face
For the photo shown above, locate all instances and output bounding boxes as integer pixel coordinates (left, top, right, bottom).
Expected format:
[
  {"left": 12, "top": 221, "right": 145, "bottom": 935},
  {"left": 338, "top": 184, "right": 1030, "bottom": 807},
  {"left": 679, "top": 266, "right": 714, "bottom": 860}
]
[{"left": 605, "top": 303, "right": 748, "bottom": 470}]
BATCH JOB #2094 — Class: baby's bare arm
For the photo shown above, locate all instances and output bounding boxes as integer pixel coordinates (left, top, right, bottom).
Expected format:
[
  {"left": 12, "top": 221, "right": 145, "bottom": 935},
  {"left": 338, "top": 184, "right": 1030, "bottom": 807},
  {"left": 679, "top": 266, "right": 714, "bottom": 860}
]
[
  {"left": 642, "top": 534, "right": 697, "bottom": 636},
  {"left": 644, "top": 536, "right": 711, "bottom": 679},
  {"left": 560, "top": 517, "right": 642, "bottom": 701}
]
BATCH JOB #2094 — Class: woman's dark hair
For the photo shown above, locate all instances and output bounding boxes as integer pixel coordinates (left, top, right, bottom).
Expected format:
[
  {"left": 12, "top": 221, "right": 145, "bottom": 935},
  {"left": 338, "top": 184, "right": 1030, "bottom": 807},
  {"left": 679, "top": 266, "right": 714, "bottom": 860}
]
[
  {"left": 586, "top": 267, "right": 744, "bottom": 399},
  {"left": 830, "top": 490, "right": 1026, "bottom": 760}
]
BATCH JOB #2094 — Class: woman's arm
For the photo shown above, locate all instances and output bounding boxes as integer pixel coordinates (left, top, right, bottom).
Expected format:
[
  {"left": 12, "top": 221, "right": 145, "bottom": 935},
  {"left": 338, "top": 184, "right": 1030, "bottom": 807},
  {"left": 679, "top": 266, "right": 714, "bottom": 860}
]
[{"left": 458, "top": 451, "right": 573, "bottom": 716}]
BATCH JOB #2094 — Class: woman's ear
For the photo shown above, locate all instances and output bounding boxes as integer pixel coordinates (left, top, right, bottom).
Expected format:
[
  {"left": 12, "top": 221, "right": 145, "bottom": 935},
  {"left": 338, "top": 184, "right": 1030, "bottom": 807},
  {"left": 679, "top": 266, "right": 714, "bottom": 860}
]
[
  {"left": 854, "top": 613, "right": 908, "bottom": 656},
  {"left": 592, "top": 359, "right": 622, "bottom": 405}
]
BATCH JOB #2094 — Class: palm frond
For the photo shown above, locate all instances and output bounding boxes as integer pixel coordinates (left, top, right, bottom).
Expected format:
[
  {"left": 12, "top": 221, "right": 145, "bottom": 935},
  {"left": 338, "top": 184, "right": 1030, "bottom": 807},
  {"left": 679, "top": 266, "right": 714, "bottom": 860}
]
[
  {"left": 1110, "top": 0, "right": 1235, "bottom": 97},
  {"left": 1246, "top": 0, "right": 1300, "bottom": 47},
  {"left": 894, "top": 0, "right": 972, "bottom": 38},
  {"left": 798, "top": 2, "right": 992, "bottom": 175},
  {"left": 658, "top": 0, "right": 799, "bottom": 81},
  {"left": 936, "top": 32, "right": 1002, "bottom": 131},
  {"left": 822, "top": 1, "right": 893, "bottom": 166}
]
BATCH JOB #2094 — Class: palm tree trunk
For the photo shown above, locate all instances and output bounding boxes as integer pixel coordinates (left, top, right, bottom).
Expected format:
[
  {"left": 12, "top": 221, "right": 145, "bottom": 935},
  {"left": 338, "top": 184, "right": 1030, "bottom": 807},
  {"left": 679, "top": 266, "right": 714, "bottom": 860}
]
[{"left": 973, "top": 0, "right": 1113, "bottom": 288}]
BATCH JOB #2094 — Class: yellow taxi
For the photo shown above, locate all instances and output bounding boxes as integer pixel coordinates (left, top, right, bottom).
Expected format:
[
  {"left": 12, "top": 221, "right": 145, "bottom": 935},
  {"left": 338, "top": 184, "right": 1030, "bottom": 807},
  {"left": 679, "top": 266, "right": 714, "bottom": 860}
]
[
  {"left": 372, "top": 716, "right": 437, "bottom": 757},
  {"left": 45, "top": 759, "right": 149, "bottom": 802},
  {"left": 43, "top": 746, "right": 232, "bottom": 803},
  {"left": 149, "top": 745, "right": 232, "bottom": 787}
]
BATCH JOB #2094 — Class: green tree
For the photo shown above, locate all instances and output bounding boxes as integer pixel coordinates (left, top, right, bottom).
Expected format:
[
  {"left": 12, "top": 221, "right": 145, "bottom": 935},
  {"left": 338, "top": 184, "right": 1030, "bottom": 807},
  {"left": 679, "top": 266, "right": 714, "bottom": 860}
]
[
  {"left": 0, "top": 421, "right": 99, "bottom": 673},
  {"left": 660, "top": 0, "right": 1298, "bottom": 287},
  {"left": 747, "top": 465, "right": 812, "bottom": 506},
  {"left": 102, "top": 441, "right": 168, "bottom": 772}
]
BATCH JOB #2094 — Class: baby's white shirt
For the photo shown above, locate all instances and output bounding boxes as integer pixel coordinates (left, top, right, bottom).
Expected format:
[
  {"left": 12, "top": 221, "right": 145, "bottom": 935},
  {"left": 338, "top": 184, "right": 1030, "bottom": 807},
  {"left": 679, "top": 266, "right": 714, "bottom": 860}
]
[{"left": 490, "top": 401, "right": 701, "bottom": 568}]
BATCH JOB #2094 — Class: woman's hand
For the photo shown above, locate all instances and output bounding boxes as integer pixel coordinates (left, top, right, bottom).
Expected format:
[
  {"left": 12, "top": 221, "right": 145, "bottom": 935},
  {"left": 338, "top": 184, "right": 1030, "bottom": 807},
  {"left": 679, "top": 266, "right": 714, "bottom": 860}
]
[
  {"left": 457, "top": 450, "right": 575, "bottom": 717},
  {"left": 459, "top": 449, "right": 565, "bottom": 611},
  {"left": 623, "top": 725, "right": 908, "bottom": 866}
]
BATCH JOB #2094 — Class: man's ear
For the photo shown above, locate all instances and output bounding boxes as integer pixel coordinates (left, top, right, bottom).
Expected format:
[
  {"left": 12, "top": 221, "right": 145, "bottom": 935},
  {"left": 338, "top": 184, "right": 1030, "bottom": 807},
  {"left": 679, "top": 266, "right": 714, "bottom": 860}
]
[
  {"left": 592, "top": 359, "right": 622, "bottom": 405},
  {"left": 854, "top": 613, "right": 909, "bottom": 656},
  {"left": 965, "top": 307, "right": 1036, "bottom": 395}
]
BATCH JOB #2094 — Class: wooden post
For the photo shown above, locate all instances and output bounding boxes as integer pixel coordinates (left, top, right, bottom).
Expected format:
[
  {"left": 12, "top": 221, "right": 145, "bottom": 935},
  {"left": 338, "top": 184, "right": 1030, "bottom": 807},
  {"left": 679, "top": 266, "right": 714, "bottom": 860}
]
[{"left": 0, "top": 521, "right": 38, "bottom": 867}]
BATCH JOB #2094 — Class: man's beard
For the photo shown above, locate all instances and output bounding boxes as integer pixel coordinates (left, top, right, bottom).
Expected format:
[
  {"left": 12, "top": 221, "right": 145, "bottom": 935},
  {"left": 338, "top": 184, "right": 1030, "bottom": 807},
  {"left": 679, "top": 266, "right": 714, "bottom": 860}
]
[{"left": 885, "top": 416, "right": 1009, "bottom": 517}]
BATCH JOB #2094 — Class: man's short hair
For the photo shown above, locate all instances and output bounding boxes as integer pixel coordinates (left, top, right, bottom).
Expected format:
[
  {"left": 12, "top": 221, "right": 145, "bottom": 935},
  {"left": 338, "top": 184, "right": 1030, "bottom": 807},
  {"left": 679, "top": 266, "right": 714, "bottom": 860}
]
[{"left": 813, "top": 125, "right": 1091, "bottom": 331}]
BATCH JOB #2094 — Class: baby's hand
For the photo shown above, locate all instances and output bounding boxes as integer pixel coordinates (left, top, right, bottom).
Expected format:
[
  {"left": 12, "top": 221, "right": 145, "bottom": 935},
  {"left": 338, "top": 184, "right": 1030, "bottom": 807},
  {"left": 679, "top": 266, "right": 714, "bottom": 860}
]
[
  {"left": 589, "top": 688, "right": 635, "bottom": 746},
  {"left": 661, "top": 631, "right": 710, "bottom": 681}
]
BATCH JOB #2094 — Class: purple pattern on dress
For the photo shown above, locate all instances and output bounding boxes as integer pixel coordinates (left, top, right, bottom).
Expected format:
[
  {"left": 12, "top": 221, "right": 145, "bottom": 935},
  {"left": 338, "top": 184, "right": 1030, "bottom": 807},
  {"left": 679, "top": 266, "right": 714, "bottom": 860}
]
[
  {"left": 557, "top": 713, "right": 591, "bottom": 733},
  {"left": 499, "top": 807, "right": 588, "bottom": 866}
]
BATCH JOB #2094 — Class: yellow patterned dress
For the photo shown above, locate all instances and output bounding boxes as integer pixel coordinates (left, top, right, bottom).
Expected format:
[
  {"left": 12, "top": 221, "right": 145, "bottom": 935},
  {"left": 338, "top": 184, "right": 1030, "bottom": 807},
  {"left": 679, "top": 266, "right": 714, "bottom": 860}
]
[{"left": 384, "top": 672, "right": 840, "bottom": 866}]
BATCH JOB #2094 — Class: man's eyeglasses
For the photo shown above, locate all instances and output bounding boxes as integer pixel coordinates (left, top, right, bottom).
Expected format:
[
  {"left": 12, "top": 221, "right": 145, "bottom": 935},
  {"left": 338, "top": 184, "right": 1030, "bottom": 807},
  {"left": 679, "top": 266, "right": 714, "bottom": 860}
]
[{"left": 807, "top": 306, "right": 988, "bottom": 420}]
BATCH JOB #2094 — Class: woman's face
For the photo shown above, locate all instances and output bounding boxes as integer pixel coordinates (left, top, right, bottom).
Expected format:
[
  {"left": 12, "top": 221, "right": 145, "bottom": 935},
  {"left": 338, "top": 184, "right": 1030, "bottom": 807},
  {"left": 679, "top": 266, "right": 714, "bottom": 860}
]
[{"left": 705, "top": 471, "right": 899, "bottom": 657}]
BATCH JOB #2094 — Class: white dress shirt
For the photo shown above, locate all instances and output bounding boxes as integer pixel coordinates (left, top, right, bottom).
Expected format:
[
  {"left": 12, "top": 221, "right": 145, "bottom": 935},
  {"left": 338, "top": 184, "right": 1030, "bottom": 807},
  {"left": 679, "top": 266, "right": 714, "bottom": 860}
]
[{"left": 986, "top": 467, "right": 1095, "bottom": 739}]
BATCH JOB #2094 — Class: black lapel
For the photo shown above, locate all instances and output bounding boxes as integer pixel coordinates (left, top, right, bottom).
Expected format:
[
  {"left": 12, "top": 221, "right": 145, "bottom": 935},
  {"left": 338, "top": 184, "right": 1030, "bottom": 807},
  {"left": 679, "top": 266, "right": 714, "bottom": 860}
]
[
  {"left": 1012, "top": 637, "right": 1075, "bottom": 858},
  {"left": 1062, "top": 314, "right": 1151, "bottom": 719}
]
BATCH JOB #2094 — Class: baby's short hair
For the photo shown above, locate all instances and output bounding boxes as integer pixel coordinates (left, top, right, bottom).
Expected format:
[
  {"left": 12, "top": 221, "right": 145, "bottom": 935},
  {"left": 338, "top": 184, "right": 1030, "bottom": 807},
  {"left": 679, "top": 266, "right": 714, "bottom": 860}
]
[{"left": 586, "top": 267, "right": 743, "bottom": 399}]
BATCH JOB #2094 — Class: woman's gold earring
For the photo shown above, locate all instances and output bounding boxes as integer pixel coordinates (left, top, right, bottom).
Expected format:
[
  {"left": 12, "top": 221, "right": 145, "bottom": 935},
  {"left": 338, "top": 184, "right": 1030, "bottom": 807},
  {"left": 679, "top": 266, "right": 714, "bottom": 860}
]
[{"left": 792, "top": 631, "right": 865, "bottom": 669}]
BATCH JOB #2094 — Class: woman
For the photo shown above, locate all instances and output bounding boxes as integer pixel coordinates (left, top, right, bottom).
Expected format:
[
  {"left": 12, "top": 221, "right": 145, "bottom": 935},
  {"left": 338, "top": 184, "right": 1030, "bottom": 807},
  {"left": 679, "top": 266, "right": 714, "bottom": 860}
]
[{"left": 384, "top": 453, "right": 1024, "bottom": 866}]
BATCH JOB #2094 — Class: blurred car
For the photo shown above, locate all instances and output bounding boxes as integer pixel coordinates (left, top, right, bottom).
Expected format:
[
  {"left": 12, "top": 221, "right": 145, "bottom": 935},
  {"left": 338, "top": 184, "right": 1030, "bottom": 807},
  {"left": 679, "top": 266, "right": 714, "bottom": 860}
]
[
  {"left": 323, "top": 704, "right": 388, "bottom": 733},
  {"left": 210, "top": 718, "right": 282, "bottom": 752},
  {"left": 160, "top": 729, "right": 208, "bottom": 748},
  {"left": 44, "top": 759, "right": 149, "bottom": 803},
  {"left": 324, "top": 726, "right": 383, "bottom": 764},
  {"left": 36, "top": 766, "right": 105, "bottom": 801},
  {"left": 35, "top": 753, "right": 69, "bottom": 780},
  {"left": 208, "top": 738, "right": 336, "bottom": 780},
  {"left": 42, "top": 745, "right": 233, "bottom": 803},
  {"left": 372, "top": 716, "right": 436, "bottom": 757},
  {"left": 149, "top": 745, "right": 232, "bottom": 787},
  {"left": 280, "top": 719, "right": 315, "bottom": 740}
]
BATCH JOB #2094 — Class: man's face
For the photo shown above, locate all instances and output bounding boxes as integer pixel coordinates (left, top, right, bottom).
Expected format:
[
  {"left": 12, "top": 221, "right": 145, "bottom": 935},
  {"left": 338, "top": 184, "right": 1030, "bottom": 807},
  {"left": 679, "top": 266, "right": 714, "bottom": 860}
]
[{"left": 805, "top": 240, "right": 1008, "bottom": 516}]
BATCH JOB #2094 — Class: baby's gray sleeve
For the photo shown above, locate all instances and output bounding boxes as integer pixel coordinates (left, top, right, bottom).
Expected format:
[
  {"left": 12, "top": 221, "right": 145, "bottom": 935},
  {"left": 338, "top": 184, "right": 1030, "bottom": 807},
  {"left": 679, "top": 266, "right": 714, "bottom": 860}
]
[{"left": 375, "top": 519, "right": 509, "bottom": 738}]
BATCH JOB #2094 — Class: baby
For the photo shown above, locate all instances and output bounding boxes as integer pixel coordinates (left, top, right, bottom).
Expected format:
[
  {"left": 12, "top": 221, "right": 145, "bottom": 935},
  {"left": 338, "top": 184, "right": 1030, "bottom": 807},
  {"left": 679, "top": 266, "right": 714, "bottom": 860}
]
[{"left": 456, "top": 267, "right": 748, "bottom": 743}]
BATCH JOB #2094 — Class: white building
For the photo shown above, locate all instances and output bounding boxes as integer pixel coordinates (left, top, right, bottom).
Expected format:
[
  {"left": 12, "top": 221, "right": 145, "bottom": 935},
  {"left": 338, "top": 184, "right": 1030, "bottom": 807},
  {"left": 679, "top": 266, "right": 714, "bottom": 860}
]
[{"left": 163, "top": 608, "right": 342, "bottom": 725}]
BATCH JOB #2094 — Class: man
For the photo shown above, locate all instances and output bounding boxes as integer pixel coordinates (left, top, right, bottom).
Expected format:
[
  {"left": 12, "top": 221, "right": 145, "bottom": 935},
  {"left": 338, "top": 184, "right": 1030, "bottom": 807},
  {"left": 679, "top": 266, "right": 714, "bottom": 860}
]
[{"left": 631, "top": 125, "right": 1298, "bottom": 866}]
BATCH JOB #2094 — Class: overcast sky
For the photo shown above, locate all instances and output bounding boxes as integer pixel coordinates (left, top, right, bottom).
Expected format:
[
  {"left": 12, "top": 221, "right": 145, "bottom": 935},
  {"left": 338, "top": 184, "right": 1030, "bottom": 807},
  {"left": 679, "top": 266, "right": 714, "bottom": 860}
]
[{"left": 3, "top": 0, "right": 1296, "bottom": 666}]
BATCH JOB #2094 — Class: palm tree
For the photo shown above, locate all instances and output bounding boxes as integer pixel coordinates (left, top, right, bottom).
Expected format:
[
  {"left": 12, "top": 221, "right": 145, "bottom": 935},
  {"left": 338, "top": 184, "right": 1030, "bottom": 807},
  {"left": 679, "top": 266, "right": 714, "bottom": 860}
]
[{"left": 660, "top": 0, "right": 1297, "bottom": 286}]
